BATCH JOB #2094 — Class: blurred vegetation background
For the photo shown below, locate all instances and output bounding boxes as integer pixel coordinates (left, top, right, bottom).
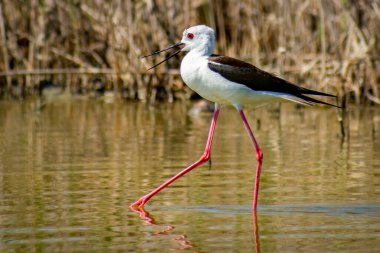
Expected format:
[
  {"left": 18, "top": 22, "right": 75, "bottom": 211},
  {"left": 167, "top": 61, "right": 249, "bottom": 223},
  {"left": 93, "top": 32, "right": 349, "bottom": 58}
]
[{"left": 0, "top": 0, "right": 379, "bottom": 105}]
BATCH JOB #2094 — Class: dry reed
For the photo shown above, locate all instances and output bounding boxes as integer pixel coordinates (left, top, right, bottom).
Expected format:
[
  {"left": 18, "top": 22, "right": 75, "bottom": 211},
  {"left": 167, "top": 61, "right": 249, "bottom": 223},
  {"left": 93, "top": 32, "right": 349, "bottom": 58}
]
[{"left": 0, "top": 0, "right": 379, "bottom": 105}]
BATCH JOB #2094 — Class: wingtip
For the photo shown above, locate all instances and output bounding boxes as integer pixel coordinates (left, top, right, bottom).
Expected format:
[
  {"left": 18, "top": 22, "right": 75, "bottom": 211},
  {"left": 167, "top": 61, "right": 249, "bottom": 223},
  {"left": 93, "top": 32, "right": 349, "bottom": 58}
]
[
  {"left": 297, "top": 94, "right": 342, "bottom": 108},
  {"left": 303, "top": 89, "right": 337, "bottom": 98}
]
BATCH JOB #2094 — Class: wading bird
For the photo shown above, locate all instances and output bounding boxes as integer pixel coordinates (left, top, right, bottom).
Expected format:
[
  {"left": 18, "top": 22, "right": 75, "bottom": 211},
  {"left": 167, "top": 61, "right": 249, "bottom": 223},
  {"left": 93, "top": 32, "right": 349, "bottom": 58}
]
[{"left": 131, "top": 25, "right": 338, "bottom": 210}]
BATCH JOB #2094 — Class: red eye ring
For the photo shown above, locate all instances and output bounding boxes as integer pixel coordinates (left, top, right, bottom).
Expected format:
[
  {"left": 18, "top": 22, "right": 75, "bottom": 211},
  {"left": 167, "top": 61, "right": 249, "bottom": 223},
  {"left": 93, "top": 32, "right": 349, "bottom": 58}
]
[{"left": 187, "top": 33, "right": 194, "bottom": 39}]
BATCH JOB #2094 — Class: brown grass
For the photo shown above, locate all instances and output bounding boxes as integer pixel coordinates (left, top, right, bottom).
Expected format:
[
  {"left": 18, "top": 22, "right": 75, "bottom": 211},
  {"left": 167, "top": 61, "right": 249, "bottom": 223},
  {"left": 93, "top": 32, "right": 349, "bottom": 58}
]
[{"left": 0, "top": 0, "right": 379, "bottom": 105}]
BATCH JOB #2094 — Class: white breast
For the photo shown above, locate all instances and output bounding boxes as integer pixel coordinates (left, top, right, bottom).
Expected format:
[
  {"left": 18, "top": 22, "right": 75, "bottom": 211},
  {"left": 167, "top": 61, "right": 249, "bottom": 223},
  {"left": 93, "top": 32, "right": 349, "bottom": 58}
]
[{"left": 180, "top": 51, "right": 278, "bottom": 107}]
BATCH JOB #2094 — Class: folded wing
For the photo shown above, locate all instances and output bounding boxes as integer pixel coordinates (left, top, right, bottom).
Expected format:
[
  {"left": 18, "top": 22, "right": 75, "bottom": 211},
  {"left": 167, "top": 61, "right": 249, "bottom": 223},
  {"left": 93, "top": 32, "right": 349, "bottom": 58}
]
[{"left": 208, "top": 55, "right": 338, "bottom": 107}]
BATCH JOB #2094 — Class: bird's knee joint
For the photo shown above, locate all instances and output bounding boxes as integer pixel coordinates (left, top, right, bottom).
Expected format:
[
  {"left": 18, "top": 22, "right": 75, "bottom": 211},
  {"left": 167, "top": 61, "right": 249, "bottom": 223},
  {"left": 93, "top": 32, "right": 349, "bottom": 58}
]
[
  {"left": 201, "top": 152, "right": 211, "bottom": 162},
  {"left": 256, "top": 151, "right": 263, "bottom": 161}
]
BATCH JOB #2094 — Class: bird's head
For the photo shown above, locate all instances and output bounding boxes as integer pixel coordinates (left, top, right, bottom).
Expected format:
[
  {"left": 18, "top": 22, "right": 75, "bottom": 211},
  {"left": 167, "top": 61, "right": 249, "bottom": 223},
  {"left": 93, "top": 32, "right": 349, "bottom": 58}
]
[
  {"left": 180, "top": 25, "right": 215, "bottom": 54},
  {"left": 142, "top": 25, "right": 215, "bottom": 70}
]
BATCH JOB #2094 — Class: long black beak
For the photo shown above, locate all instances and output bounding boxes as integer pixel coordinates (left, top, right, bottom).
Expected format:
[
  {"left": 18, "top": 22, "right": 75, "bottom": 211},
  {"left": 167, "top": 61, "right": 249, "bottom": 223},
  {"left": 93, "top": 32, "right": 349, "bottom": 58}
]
[{"left": 142, "top": 42, "right": 184, "bottom": 71}]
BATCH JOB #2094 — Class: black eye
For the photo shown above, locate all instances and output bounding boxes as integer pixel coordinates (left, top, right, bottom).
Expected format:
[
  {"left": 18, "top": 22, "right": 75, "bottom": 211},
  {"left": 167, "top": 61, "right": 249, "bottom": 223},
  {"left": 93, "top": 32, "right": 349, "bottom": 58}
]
[{"left": 187, "top": 33, "right": 194, "bottom": 39}]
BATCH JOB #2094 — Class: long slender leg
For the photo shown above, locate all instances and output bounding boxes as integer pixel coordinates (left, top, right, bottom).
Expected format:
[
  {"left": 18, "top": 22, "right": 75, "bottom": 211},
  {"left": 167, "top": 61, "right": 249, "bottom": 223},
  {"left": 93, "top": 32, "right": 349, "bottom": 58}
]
[
  {"left": 130, "top": 103, "right": 221, "bottom": 209},
  {"left": 238, "top": 108, "right": 263, "bottom": 210}
]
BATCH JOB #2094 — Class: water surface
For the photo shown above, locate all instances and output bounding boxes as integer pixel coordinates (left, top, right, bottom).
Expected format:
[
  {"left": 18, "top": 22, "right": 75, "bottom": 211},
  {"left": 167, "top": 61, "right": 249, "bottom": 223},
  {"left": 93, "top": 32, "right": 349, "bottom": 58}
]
[{"left": 0, "top": 100, "right": 379, "bottom": 252}]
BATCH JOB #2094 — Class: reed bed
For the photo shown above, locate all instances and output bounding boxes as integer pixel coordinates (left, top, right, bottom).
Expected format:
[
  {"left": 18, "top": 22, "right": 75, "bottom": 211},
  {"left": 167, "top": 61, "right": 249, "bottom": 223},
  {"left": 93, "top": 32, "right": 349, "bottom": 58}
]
[{"left": 0, "top": 0, "right": 379, "bottom": 105}]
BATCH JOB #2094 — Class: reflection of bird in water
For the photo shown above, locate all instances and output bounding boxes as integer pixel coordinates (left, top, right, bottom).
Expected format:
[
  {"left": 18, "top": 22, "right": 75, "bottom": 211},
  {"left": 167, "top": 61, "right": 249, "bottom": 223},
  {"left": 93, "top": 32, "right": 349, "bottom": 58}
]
[
  {"left": 131, "top": 25, "right": 339, "bottom": 210},
  {"left": 131, "top": 207, "right": 201, "bottom": 251},
  {"left": 252, "top": 211, "right": 261, "bottom": 253},
  {"left": 132, "top": 207, "right": 261, "bottom": 253}
]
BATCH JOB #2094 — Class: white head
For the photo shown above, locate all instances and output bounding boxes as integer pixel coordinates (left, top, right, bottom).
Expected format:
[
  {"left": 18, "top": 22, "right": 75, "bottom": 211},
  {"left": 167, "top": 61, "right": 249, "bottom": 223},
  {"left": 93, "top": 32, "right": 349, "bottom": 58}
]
[
  {"left": 142, "top": 25, "right": 215, "bottom": 70},
  {"left": 181, "top": 25, "right": 215, "bottom": 55}
]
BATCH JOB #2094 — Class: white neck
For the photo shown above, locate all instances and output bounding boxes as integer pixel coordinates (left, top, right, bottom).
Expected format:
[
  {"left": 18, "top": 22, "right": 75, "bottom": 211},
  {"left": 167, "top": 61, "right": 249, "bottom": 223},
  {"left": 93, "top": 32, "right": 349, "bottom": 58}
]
[{"left": 192, "top": 38, "right": 214, "bottom": 56}]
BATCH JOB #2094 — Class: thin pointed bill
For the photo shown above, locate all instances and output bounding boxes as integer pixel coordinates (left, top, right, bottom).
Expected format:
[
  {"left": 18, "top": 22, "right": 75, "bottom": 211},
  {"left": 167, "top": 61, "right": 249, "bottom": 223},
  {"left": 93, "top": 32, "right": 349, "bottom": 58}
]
[{"left": 142, "top": 42, "right": 185, "bottom": 71}]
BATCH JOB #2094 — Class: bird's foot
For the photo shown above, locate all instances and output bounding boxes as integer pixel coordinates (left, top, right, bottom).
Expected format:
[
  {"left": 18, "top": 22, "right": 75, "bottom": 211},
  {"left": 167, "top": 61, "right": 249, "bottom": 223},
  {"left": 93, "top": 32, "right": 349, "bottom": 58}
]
[{"left": 130, "top": 196, "right": 149, "bottom": 210}]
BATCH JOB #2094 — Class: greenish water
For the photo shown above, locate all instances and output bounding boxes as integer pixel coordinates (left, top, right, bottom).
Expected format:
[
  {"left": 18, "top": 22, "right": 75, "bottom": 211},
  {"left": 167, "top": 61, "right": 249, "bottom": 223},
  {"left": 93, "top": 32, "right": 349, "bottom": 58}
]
[{"left": 0, "top": 100, "right": 379, "bottom": 252}]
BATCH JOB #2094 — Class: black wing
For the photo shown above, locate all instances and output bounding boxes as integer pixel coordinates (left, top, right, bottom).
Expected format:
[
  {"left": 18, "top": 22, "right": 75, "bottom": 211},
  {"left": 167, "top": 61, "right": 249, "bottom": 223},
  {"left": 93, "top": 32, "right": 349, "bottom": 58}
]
[{"left": 208, "top": 55, "right": 337, "bottom": 107}]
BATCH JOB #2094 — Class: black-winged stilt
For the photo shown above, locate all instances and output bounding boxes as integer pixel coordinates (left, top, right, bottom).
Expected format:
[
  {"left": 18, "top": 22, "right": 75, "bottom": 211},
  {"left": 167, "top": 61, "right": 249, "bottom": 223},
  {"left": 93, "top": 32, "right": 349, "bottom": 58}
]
[{"left": 131, "top": 25, "right": 338, "bottom": 210}]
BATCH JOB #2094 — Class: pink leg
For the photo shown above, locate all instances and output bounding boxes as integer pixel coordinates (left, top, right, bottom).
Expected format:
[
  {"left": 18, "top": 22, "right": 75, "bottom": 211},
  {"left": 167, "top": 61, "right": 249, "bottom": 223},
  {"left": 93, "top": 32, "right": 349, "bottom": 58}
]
[
  {"left": 130, "top": 103, "right": 220, "bottom": 209},
  {"left": 238, "top": 108, "right": 263, "bottom": 210}
]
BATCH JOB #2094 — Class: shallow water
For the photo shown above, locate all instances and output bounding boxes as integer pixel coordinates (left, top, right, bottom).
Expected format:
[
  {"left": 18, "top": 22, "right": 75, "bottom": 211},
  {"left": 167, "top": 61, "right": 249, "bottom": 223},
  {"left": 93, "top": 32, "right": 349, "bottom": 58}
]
[{"left": 0, "top": 100, "right": 379, "bottom": 252}]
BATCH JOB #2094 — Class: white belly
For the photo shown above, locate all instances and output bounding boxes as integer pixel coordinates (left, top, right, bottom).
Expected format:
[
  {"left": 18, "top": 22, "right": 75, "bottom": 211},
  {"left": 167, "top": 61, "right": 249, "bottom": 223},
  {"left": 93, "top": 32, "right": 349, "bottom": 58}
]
[{"left": 180, "top": 53, "right": 277, "bottom": 107}]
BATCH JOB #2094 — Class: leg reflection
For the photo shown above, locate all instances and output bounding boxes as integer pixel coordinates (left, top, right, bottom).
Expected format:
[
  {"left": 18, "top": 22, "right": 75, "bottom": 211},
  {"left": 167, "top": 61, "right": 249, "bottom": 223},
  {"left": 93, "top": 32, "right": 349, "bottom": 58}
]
[
  {"left": 132, "top": 206, "right": 261, "bottom": 252},
  {"left": 131, "top": 206, "right": 200, "bottom": 250},
  {"left": 253, "top": 210, "right": 261, "bottom": 253}
]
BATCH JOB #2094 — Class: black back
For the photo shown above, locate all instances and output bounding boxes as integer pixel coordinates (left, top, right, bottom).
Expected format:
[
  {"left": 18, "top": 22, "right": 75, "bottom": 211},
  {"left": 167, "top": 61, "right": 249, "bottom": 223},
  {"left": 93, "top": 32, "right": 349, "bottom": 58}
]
[{"left": 208, "top": 55, "right": 335, "bottom": 98}]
